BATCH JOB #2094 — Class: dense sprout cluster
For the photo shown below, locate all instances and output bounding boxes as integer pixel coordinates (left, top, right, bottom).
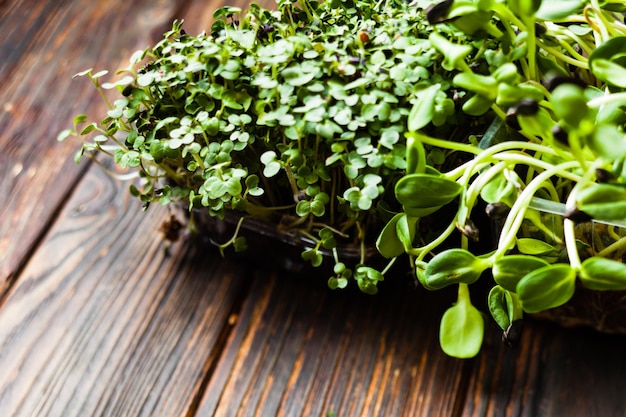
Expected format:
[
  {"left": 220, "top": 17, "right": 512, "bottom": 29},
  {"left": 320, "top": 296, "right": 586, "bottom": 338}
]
[
  {"left": 61, "top": 0, "right": 476, "bottom": 292},
  {"left": 61, "top": 0, "right": 626, "bottom": 357}
]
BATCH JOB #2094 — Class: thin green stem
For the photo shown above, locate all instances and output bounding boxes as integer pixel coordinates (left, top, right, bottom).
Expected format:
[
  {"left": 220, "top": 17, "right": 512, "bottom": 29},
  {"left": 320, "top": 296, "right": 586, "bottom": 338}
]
[
  {"left": 561, "top": 159, "right": 605, "bottom": 268},
  {"left": 484, "top": 21, "right": 504, "bottom": 39},
  {"left": 563, "top": 217, "right": 581, "bottom": 269},
  {"left": 494, "top": 160, "right": 581, "bottom": 259},
  {"left": 545, "top": 23, "right": 596, "bottom": 56},
  {"left": 406, "top": 132, "right": 482, "bottom": 156},
  {"left": 311, "top": 222, "right": 349, "bottom": 238},
  {"left": 493, "top": 4, "right": 526, "bottom": 30},
  {"left": 588, "top": 91, "right": 626, "bottom": 108},
  {"left": 154, "top": 162, "right": 183, "bottom": 181},
  {"left": 536, "top": 40, "right": 589, "bottom": 69},
  {"left": 192, "top": 153, "right": 206, "bottom": 170},
  {"left": 459, "top": 161, "right": 509, "bottom": 225},
  {"left": 584, "top": 5, "right": 609, "bottom": 46},
  {"left": 523, "top": 15, "right": 537, "bottom": 81},
  {"left": 217, "top": 216, "right": 246, "bottom": 255},
  {"left": 588, "top": 0, "right": 612, "bottom": 40},
  {"left": 597, "top": 235, "right": 626, "bottom": 258},
  {"left": 380, "top": 257, "right": 398, "bottom": 275},
  {"left": 87, "top": 155, "right": 141, "bottom": 180},
  {"left": 492, "top": 152, "right": 582, "bottom": 183},
  {"left": 332, "top": 247, "right": 340, "bottom": 264},
  {"left": 445, "top": 160, "right": 490, "bottom": 183},
  {"left": 91, "top": 80, "right": 113, "bottom": 110},
  {"left": 525, "top": 209, "right": 564, "bottom": 244},
  {"left": 457, "top": 283, "right": 471, "bottom": 306},
  {"left": 357, "top": 221, "right": 366, "bottom": 265},
  {"left": 283, "top": 163, "right": 301, "bottom": 202},
  {"left": 489, "top": 104, "right": 508, "bottom": 123},
  {"left": 410, "top": 220, "right": 458, "bottom": 260}
]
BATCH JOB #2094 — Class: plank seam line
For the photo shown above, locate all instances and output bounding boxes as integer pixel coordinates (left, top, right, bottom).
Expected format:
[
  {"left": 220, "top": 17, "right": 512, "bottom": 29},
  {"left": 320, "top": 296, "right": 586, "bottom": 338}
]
[
  {"left": 0, "top": 0, "right": 200, "bottom": 308},
  {"left": 0, "top": 160, "right": 92, "bottom": 309},
  {"left": 183, "top": 267, "right": 255, "bottom": 417}
]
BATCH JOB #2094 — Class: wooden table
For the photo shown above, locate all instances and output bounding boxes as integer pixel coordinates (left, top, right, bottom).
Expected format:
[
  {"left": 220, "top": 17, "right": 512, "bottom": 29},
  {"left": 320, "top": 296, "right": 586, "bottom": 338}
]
[{"left": 2, "top": 0, "right": 626, "bottom": 415}]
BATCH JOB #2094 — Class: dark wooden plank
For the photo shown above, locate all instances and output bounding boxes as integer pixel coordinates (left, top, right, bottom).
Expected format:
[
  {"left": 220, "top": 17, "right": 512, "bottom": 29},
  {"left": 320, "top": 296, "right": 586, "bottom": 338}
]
[
  {"left": 460, "top": 320, "right": 626, "bottom": 417},
  {"left": 195, "top": 269, "right": 474, "bottom": 417},
  {"left": 0, "top": 161, "right": 251, "bottom": 417},
  {"left": 7, "top": 1, "right": 626, "bottom": 416},
  {"left": 196, "top": 267, "right": 626, "bottom": 417},
  {"left": 171, "top": 0, "right": 272, "bottom": 37},
  {"left": 0, "top": 0, "right": 187, "bottom": 293},
  {"left": 170, "top": 0, "right": 221, "bottom": 35}
]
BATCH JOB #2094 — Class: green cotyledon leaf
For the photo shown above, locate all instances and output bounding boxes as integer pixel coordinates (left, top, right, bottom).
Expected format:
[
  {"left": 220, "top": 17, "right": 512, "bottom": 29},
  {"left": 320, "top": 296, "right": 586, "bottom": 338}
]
[
  {"left": 488, "top": 285, "right": 523, "bottom": 330},
  {"left": 424, "top": 249, "right": 490, "bottom": 290},
  {"left": 394, "top": 173, "right": 462, "bottom": 217},
  {"left": 575, "top": 183, "right": 626, "bottom": 221},
  {"left": 580, "top": 257, "right": 626, "bottom": 291},
  {"left": 517, "top": 264, "right": 576, "bottom": 313},
  {"left": 439, "top": 284, "right": 484, "bottom": 358},
  {"left": 493, "top": 255, "right": 549, "bottom": 292}
]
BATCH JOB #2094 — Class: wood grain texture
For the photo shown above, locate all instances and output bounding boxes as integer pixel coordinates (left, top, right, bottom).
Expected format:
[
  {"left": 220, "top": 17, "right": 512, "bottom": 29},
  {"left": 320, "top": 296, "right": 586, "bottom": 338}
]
[
  {"left": 5, "top": 0, "right": 626, "bottom": 416},
  {"left": 460, "top": 320, "right": 626, "bottom": 417},
  {"left": 195, "top": 272, "right": 475, "bottom": 417},
  {"left": 0, "top": 0, "right": 186, "bottom": 292},
  {"left": 195, "top": 271, "right": 626, "bottom": 417},
  {"left": 0, "top": 162, "right": 250, "bottom": 417},
  {"left": 172, "top": 0, "right": 270, "bottom": 36}
]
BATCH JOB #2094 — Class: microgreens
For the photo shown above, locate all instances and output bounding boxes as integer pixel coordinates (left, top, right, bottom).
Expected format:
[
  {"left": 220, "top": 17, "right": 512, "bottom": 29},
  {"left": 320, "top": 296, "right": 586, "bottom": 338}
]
[
  {"left": 59, "top": 0, "right": 468, "bottom": 290},
  {"left": 60, "top": 0, "right": 626, "bottom": 358},
  {"left": 384, "top": 0, "right": 626, "bottom": 357}
]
